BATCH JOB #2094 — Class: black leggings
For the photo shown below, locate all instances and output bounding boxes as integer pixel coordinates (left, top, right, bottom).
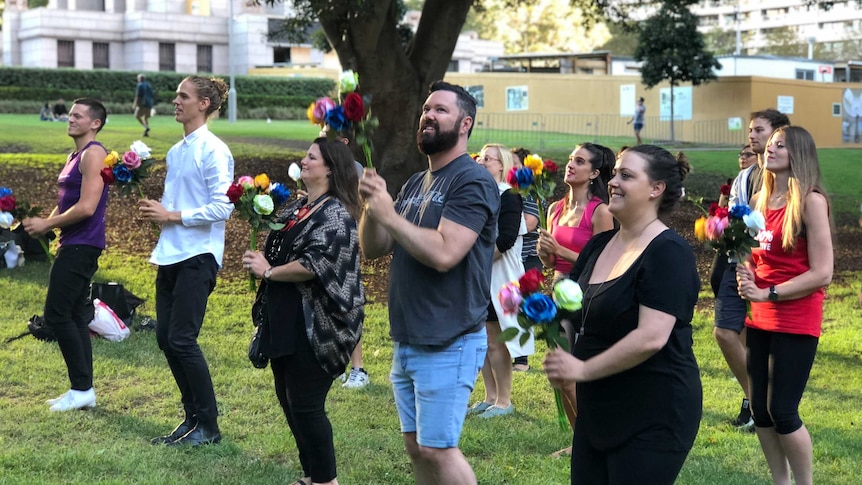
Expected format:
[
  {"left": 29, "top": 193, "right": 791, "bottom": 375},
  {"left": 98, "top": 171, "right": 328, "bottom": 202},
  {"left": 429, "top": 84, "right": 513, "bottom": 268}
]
[
  {"left": 570, "top": 430, "right": 690, "bottom": 485},
  {"left": 270, "top": 338, "right": 337, "bottom": 483},
  {"left": 746, "top": 327, "right": 818, "bottom": 434}
]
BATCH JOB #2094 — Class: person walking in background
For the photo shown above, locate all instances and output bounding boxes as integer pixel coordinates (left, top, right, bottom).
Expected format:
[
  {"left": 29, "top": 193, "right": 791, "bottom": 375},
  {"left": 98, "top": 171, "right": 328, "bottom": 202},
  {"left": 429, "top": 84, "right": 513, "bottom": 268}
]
[
  {"left": 717, "top": 110, "right": 790, "bottom": 431},
  {"left": 134, "top": 74, "right": 155, "bottom": 137},
  {"left": 626, "top": 97, "right": 645, "bottom": 145},
  {"left": 736, "top": 126, "right": 832, "bottom": 485},
  {"left": 359, "top": 81, "right": 498, "bottom": 485},
  {"left": 23, "top": 98, "right": 109, "bottom": 412},
  {"left": 510, "top": 146, "right": 539, "bottom": 372},
  {"left": 242, "top": 138, "right": 364, "bottom": 485},
  {"left": 544, "top": 145, "right": 702, "bottom": 485},
  {"left": 141, "top": 76, "right": 234, "bottom": 447},
  {"left": 470, "top": 143, "right": 530, "bottom": 419}
]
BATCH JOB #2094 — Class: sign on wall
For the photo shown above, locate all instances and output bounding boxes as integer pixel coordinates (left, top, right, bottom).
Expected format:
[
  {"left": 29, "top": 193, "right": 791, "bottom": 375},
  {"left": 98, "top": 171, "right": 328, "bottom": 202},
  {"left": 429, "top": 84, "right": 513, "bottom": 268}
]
[
  {"left": 777, "top": 96, "right": 794, "bottom": 114},
  {"left": 466, "top": 85, "right": 485, "bottom": 109},
  {"left": 620, "top": 84, "right": 636, "bottom": 116},
  {"left": 843, "top": 88, "right": 862, "bottom": 144},
  {"left": 506, "top": 86, "right": 529, "bottom": 111},
  {"left": 659, "top": 86, "right": 692, "bottom": 120}
]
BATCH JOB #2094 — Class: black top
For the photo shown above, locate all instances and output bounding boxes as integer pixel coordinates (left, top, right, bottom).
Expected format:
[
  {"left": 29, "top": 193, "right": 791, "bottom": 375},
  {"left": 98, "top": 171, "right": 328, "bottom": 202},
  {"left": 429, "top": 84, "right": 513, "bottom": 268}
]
[
  {"left": 496, "top": 189, "right": 523, "bottom": 252},
  {"left": 258, "top": 216, "right": 312, "bottom": 358},
  {"left": 569, "top": 229, "right": 702, "bottom": 452}
]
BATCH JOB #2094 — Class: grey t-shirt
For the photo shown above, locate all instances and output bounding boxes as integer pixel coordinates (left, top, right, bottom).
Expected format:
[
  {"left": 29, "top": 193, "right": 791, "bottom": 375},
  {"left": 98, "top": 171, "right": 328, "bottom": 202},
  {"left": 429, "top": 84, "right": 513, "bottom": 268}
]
[{"left": 388, "top": 153, "right": 500, "bottom": 345}]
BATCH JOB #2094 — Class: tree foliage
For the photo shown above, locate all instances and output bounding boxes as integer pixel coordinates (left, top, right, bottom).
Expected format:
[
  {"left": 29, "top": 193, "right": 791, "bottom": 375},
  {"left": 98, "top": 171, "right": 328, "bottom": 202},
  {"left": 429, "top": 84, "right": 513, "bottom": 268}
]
[{"left": 635, "top": 0, "right": 721, "bottom": 141}]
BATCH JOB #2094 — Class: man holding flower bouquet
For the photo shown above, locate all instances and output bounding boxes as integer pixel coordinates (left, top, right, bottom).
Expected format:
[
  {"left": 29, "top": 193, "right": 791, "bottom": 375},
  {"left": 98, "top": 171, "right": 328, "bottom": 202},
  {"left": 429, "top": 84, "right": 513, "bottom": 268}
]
[
  {"left": 23, "top": 98, "right": 109, "bottom": 412},
  {"left": 359, "top": 81, "right": 498, "bottom": 485},
  {"left": 140, "top": 76, "right": 234, "bottom": 447}
]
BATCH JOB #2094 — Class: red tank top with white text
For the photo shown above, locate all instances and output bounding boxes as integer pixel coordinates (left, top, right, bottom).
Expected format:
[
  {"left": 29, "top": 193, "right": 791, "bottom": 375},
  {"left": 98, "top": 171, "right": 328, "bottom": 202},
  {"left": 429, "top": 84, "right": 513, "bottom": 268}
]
[{"left": 749, "top": 205, "right": 824, "bottom": 337}]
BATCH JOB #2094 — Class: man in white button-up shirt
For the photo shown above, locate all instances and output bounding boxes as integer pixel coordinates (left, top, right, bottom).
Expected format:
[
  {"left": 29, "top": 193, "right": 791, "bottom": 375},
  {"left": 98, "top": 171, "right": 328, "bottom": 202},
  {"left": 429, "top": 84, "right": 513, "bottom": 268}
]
[{"left": 141, "top": 76, "right": 234, "bottom": 447}]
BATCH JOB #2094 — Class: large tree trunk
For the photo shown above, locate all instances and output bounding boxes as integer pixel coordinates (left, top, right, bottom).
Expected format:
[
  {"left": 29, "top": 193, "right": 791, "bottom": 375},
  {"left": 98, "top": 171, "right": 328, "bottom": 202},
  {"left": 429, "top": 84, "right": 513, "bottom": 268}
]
[{"left": 318, "top": 0, "right": 475, "bottom": 194}]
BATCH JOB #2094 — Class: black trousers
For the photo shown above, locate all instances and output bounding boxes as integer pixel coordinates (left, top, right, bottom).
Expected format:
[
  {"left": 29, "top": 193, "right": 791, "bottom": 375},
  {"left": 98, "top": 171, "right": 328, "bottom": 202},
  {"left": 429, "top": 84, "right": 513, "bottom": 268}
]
[
  {"left": 43, "top": 245, "right": 102, "bottom": 390},
  {"left": 571, "top": 430, "right": 690, "bottom": 485},
  {"left": 270, "top": 336, "right": 337, "bottom": 483},
  {"left": 155, "top": 254, "right": 219, "bottom": 426}
]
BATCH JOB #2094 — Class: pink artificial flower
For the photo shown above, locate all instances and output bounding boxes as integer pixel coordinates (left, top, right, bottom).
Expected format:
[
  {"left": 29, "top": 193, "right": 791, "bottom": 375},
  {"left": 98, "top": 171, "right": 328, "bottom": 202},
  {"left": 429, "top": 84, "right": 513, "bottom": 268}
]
[
  {"left": 121, "top": 151, "right": 142, "bottom": 170},
  {"left": 237, "top": 175, "right": 255, "bottom": 188},
  {"left": 498, "top": 281, "right": 523, "bottom": 315},
  {"left": 705, "top": 215, "right": 729, "bottom": 241},
  {"left": 506, "top": 167, "right": 519, "bottom": 188},
  {"left": 312, "top": 97, "right": 336, "bottom": 124}
]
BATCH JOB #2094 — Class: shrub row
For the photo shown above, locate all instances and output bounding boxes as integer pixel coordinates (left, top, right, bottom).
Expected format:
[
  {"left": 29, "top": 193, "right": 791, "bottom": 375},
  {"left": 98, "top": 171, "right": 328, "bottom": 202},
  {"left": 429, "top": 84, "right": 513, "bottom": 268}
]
[
  {"left": 0, "top": 100, "right": 309, "bottom": 121},
  {"left": 0, "top": 67, "right": 335, "bottom": 115}
]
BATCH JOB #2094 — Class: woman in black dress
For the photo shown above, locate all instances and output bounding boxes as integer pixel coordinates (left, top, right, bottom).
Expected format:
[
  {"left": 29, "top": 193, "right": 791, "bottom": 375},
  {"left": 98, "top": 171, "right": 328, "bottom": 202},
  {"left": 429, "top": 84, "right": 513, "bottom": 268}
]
[
  {"left": 543, "top": 145, "right": 702, "bottom": 485},
  {"left": 243, "top": 138, "right": 364, "bottom": 485}
]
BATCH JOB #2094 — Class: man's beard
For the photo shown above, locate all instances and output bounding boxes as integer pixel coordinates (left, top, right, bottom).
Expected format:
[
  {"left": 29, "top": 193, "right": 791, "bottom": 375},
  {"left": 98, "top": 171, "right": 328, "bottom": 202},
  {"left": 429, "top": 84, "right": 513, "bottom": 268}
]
[{"left": 417, "top": 120, "right": 460, "bottom": 155}]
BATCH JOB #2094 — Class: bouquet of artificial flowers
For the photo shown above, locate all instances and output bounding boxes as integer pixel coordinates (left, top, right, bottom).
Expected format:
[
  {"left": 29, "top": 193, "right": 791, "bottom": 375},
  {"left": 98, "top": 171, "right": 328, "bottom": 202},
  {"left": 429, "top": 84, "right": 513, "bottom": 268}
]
[
  {"left": 0, "top": 186, "right": 53, "bottom": 262},
  {"left": 694, "top": 200, "right": 765, "bottom": 263},
  {"left": 505, "top": 154, "right": 558, "bottom": 228},
  {"left": 307, "top": 69, "right": 379, "bottom": 168},
  {"left": 498, "top": 268, "right": 583, "bottom": 430},
  {"left": 227, "top": 173, "right": 291, "bottom": 291},
  {"left": 100, "top": 140, "right": 155, "bottom": 198}
]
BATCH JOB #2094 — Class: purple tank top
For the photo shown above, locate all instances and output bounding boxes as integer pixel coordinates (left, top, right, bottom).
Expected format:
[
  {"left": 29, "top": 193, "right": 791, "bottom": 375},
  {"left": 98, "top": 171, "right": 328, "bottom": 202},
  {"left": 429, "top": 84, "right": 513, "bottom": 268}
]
[{"left": 57, "top": 140, "right": 109, "bottom": 248}]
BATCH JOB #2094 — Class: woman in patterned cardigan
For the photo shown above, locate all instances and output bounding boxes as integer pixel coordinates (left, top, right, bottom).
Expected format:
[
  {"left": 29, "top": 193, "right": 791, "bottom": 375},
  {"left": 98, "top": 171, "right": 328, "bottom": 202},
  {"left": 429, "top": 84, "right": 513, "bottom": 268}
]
[{"left": 243, "top": 138, "right": 365, "bottom": 485}]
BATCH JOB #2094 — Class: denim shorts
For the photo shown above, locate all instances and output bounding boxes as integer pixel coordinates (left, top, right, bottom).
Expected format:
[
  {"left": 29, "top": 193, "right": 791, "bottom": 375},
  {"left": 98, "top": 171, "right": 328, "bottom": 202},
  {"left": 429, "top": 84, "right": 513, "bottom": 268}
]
[
  {"left": 390, "top": 329, "right": 488, "bottom": 448},
  {"left": 715, "top": 264, "right": 747, "bottom": 333}
]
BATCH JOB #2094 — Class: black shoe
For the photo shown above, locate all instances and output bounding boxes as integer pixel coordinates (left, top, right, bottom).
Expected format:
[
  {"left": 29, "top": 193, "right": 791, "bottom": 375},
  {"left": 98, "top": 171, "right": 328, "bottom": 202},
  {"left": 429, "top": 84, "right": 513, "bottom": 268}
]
[
  {"left": 143, "top": 128, "right": 150, "bottom": 137},
  {"left": 731, "top": 398, "right": 754, "bottom": 431},
  {"left": 167, "top": 424, "right": 221, "bottom": 447},
  {"left": 150, "top": 418, "right": 197, "bottom": 445}
]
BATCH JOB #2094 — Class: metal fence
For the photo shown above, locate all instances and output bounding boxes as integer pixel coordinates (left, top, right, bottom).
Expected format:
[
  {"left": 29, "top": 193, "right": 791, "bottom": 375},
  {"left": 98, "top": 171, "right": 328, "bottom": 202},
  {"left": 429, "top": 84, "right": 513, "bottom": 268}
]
[{"left": 470, "top": 113, "right": 748, "bottom": 151}]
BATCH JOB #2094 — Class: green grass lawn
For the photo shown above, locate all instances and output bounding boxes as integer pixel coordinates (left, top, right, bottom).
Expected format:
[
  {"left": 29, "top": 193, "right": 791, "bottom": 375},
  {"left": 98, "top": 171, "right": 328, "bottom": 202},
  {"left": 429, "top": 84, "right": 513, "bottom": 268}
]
[{"left": 1, "top": 114, "right": 861, "bottom": 484}]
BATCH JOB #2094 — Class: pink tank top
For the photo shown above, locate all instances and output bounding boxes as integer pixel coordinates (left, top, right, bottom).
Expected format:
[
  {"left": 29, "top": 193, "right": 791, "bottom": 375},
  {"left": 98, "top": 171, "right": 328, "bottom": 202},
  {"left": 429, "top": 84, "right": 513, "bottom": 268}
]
[{"left": 549, "top": 196, "right": 602, "bottom": 275}]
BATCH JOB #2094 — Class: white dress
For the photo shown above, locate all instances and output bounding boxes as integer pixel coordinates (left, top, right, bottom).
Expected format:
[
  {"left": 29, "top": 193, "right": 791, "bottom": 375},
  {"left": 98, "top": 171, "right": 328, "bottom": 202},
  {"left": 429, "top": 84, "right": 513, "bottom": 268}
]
[{"left": 490, "top": 181, "right": 535, "bottom": 358}]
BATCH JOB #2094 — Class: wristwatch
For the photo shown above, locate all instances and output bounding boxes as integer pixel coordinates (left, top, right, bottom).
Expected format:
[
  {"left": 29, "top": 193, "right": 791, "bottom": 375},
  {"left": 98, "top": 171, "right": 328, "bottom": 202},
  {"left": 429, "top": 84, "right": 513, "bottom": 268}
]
[
  {"left": 768, "top": 285, "right": 779, "bottom": 302},
  {"left": 263, "top": 267, "right": 272, "bottom": 281}
]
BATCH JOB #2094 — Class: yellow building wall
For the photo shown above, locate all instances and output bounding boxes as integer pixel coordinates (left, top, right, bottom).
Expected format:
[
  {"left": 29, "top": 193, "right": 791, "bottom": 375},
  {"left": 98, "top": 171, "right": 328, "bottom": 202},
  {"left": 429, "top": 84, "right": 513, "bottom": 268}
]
[{"left": 444, "top": 72, "right": 862, "bottom": 148}]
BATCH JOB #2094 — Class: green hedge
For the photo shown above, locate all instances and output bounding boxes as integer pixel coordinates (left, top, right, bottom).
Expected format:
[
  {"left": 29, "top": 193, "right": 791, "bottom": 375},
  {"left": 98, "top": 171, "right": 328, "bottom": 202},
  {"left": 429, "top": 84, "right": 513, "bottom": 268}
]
[{"left": 0, "top": 67, "right": 335, "bottom": 115}]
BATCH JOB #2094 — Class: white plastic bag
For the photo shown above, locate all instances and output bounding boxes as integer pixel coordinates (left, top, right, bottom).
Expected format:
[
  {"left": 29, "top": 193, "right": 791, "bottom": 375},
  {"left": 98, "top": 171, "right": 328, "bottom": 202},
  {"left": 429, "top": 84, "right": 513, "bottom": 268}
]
[{"left": 88, "top": 298, "right": 130, "bottom": 342}]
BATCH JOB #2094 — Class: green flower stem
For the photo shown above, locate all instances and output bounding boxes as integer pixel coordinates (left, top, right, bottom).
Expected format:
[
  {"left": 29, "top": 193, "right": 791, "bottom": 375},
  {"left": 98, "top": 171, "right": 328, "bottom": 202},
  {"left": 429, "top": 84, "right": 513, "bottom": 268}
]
[
  {"left": 535, "top": 195, "right": 547, "bottom": 230},
  {"left": 362, "top": 143, "right": 373, "bottom": 170},
  {"left": 248, "top": 228, "right": 257, "bottom": 292},
  {"left": 39, "top": 238, "right": 53, "bottom": 264},
  {"left": 546, "top": 337, "right": 569, "bottom": 431}
]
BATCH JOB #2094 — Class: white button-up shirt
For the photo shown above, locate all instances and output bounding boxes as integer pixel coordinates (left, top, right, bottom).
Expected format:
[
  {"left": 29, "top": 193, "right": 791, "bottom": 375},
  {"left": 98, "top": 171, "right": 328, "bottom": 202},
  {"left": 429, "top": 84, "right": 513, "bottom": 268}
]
[{"left": 149, "top": 124, "right": 234, "bottom": 268}]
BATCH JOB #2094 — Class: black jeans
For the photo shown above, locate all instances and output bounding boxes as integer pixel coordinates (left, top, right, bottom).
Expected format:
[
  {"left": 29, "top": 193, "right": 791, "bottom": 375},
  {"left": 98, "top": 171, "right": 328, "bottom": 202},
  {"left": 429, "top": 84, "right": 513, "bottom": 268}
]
[
  {"left": 155, "top": 254, "right": 219, "bottom": 427},
  {"left": 270, "top": 336, "right": 337, "bottom": 483},
  {"left": 43, "top": 245, "right": 102, "bottom": 390},
  {"left": 571, "top": 430, "right": 690, "bottom": 485}
]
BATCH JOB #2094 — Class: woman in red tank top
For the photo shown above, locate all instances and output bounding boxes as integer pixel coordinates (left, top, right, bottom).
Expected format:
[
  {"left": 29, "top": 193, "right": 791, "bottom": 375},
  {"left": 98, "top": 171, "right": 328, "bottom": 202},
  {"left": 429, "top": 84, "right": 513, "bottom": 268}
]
[{"left": 736, "top": 126, "right": 832, "bottom": 485}]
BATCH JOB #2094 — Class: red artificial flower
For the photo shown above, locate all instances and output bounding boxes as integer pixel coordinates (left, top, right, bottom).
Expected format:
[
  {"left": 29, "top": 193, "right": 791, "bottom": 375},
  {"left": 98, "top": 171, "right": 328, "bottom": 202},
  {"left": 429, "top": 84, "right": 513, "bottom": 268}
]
[
  {"left": 506, "top": 167, "right": 519, "bottom": 187},
  {"left": 708, "top": 202, "right": 719, "bottom": 216},
  {"left": 100, "top": 167, "right": 115, "bottom": 185},
  {"left": 226, "top": 183, "right": 244, "bottom": 204},
  {"left": 714, "top": 206, "right": 729, "bottom": 219},
  {"left": 720, "top": 184, "right": 732, "bottom": 196},
  {"left": 543, "top": 160, "right": 558, "bottom": 174},
  {"left": 518, "top": 268, "right": 544, "bottom": 295},
  {"left": 0, "top": 195, "right": 15, "bottom": 212},
  {"left": 342, "top": 92, "right": 365, "bottom": 123}
]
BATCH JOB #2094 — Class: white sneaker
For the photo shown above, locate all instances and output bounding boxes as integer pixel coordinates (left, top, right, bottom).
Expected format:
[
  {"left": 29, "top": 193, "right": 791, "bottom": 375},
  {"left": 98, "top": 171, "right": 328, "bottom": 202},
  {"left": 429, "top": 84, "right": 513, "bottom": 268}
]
[
  {"left": 49, "top": 388, "right": 96, "bottom": 412},
  {"left": 46, "top": 390, "right": 71, "bottom": 406},
  {"left": 342, "top": 368, "right": 369, "bottom": 389}
]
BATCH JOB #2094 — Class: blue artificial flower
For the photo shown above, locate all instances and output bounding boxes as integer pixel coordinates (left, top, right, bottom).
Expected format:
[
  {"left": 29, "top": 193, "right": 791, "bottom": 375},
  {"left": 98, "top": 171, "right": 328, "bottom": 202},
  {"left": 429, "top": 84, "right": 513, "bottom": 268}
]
[
  {"left": 515, "top": 167, "right": 534, "bottom": 187},
  {"left": 0, "top": 187, "right": 12, "bottom": 197},
  {"left": 522, "top": 293, "right": 557, "bottom": 323},
  {"left": 325, "top": 106, "right": 351, "bottom": 132},
  {"left": 113, "top": 164, "right": 133, "bottom": 183},
  {"left": 269, "top": 183, "right": 291, "bottom": 206},
  {"left": 729, "top": 204, "right": 752, "bottom": 219}
]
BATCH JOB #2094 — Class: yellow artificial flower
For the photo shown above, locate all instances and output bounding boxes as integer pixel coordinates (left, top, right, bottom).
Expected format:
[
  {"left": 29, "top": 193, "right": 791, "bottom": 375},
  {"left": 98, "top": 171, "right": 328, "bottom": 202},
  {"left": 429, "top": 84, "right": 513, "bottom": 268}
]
[
  {"left": 694, "top": 216, "right": 707, "bottom": 241},
  {"left": 307, "top": 102, "right": 319, "bottom": 125},
  {"left": 254, "top": 173, "right": 270, "bottom": 190},
  {"left": 524, "top": 154, "right": 543, "bottom": 176},
  {"left": 103, "top": 151, "right": 119, "bottom": 167}
]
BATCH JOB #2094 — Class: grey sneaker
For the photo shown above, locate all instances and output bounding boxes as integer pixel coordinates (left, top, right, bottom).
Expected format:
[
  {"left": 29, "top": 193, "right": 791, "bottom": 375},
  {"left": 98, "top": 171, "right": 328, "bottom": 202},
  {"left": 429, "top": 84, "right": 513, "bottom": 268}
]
[{"left": 342, "top": 368, "right": 369, "bottom": 389}]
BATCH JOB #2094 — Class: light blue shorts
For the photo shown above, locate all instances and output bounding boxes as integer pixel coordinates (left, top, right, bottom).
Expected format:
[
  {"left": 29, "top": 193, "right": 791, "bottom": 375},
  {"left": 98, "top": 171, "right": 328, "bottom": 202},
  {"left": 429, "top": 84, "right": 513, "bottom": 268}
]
[{"left": 390, "top": 329, "right": 488, "bottom": 448}]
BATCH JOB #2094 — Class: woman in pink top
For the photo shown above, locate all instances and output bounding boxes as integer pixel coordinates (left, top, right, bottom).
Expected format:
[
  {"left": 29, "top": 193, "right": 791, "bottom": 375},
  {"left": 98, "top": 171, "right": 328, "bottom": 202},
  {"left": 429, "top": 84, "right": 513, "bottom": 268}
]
[
  {"left": 536, "top": 142, "right": 614, "bottom": 457},
  {"left": 538, "top": 143, "right": 614, "bottom": 282}
]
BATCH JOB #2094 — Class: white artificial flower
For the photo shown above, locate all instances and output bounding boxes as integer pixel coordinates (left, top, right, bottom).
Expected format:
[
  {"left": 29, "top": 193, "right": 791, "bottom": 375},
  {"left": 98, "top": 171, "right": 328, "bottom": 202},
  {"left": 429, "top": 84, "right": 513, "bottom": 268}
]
[
  {"left": 288, "top": 162, "right": 302, "bottom": 182},
  {"left": 0, "top": 211, "right": 13, "bottom": 229},
  {"left": 743, "top": 210, "right": 766, "bottom": 235},
  {"left": 130, "top": 140, "right": 152, "bottom": 159}
]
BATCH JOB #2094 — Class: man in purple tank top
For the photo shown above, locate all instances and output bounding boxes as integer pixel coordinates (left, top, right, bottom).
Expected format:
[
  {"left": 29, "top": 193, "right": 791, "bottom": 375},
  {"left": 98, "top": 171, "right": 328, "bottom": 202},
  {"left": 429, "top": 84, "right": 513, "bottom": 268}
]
[{"left": 24, "top": 98, "right": 109, "bottom": 412}]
